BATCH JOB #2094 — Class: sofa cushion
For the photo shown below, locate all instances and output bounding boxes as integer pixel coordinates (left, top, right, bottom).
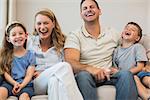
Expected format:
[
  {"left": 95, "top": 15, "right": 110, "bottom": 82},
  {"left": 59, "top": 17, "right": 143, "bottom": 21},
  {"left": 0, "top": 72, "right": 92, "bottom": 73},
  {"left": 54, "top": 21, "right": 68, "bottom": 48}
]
[
  {"left": 139, "top": 34, "right": 150, "bottom": 61},
  {"left": 97, "top": 85, "right": 116, "bottom": 100},
  {"left": 31, "top": 95, "right": 48, "bottom": 100},
  {"left": 7, "top": 96, "right": 17, "bottom": 100}
]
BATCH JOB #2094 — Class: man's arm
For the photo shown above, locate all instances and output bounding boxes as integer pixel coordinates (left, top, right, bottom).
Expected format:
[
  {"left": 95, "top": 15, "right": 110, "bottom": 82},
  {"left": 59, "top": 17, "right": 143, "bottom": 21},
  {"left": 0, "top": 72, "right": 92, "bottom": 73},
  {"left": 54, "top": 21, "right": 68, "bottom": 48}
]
[{"left": 64, "top": 48, "right": 106, "bottom": 80}]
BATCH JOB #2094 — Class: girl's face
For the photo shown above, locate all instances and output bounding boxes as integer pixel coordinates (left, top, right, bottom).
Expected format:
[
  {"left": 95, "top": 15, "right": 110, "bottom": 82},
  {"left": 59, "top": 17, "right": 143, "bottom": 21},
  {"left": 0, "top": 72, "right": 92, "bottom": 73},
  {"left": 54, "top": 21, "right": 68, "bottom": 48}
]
[
  {"left": 121, "top": 24, "right": 140, "bottom": 43},
  {"left": 35, "top": 14, "right": 55, "bottom": 40},
  {"left": 7, "top": 26, "right": 27, "bottom": 47}
]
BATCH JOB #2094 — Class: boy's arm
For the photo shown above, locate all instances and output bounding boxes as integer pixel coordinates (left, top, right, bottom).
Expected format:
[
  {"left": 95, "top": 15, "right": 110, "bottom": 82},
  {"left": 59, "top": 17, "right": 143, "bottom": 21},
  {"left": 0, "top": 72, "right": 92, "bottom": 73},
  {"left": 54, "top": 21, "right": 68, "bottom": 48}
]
[
  {"left": 143, "top": 64, "right": 150, "bottom": 72},
  {"left": 20, "top": 66, "right": 35, "bottom": 88},
  {"left": 130, "top": 61, "right": 145, "bottom": 74},
  {"left": 4, "top": 72, "right": 18, "bottom": 85}
]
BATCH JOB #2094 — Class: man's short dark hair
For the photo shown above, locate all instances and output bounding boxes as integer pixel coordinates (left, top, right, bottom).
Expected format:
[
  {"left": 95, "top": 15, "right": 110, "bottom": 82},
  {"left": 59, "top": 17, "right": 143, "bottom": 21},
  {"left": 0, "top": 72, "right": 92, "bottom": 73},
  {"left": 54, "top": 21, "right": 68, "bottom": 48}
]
[
  {"left": 127, "top": 22, "right": 142, "bottom": 43},
  {"left": 80, "top": 0, "right": 100, "bottom": 10}
]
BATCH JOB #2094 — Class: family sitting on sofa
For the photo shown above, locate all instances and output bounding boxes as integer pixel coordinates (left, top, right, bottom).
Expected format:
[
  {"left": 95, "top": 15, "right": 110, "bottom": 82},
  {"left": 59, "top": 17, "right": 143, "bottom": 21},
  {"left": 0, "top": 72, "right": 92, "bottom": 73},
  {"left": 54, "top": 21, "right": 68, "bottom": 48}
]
[{"left": 0, "top": 0, "right": 150, "bottom": 100}]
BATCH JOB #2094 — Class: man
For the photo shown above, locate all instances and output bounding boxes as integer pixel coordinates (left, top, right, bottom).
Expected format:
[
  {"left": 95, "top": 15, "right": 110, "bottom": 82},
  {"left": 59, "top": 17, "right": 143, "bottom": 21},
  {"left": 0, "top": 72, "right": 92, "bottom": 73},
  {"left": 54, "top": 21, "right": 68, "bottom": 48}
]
[{"left": 64, "top": 0, "right": 138, "bottom": 100}]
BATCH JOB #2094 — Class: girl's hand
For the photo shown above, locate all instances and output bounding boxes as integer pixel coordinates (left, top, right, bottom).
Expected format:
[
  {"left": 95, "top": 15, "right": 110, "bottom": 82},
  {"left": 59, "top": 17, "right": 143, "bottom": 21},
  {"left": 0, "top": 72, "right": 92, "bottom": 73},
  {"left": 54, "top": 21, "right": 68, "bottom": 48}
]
[
  {"left": 12, "top": 82, "right": 20, "bottom": 95},
  {"left": 15, "top": 84, "right": 23, "bottom": 94}
]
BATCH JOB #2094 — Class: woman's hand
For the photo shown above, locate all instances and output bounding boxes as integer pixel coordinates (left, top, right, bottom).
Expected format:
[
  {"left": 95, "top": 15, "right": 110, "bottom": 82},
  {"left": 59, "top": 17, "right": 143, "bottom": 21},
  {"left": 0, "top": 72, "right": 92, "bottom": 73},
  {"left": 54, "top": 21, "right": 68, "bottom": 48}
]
[{"left": 33, "top": 71, "right": 41, "bottom": 78}]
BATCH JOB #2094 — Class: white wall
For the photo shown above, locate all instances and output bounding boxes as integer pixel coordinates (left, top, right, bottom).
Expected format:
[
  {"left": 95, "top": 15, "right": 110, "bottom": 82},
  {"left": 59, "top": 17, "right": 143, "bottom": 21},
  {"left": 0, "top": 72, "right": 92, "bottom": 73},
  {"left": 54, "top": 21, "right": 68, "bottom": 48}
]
[
  {"left": 16, "top": 0, "right": 149, "bottom": 35},
  {"left": 147, "top": 0, "right": 150, "bottom": 33}
]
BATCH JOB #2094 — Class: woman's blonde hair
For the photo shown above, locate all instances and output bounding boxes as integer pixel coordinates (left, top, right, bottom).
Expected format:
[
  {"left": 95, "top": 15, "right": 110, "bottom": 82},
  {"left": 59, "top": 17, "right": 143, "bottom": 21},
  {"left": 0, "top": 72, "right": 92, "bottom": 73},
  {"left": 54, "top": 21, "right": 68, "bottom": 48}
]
[
  {"left": 33, "top": 8, "right": 65, "bottom": 55},
  {"left": 0, "top": 21, "right": 27, "bottom": 74}
]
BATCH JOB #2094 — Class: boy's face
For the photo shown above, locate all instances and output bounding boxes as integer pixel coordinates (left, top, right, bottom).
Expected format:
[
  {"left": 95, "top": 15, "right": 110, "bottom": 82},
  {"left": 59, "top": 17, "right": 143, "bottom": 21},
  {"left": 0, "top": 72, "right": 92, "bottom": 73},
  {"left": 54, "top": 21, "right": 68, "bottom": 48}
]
[{"left": 121, "top": 24, "right": 140, "bottom": 43}]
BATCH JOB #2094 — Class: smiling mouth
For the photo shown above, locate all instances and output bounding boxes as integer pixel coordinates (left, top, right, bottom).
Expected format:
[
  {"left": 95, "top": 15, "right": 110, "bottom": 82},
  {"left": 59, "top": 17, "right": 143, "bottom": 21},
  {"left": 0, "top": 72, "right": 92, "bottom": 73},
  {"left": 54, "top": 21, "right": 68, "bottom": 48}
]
[
  {"left": 85, "top": 11, "right": 95, "bottom": 17},
  {"left": 39, "top": 28, "right": 48, "bottom": 34},
  {"left": 125, "top": 32, "right": 131, "bottom": 36}
]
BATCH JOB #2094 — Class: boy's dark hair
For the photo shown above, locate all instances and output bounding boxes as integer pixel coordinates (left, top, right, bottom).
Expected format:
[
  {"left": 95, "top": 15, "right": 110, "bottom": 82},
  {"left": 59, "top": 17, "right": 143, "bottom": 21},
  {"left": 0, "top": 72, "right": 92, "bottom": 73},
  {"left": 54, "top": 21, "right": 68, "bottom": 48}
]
[
  {"left": 127, "top": 22, "right": 142, "bottom": 43},
  {"left": 80, "top": 0, "right": 100, "bottom": 10}
]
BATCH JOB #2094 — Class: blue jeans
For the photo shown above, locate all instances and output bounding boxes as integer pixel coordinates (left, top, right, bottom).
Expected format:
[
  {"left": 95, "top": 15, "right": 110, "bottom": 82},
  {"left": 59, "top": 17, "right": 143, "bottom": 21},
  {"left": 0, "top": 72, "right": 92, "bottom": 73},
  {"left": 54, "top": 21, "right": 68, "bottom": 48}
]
[
  {"left": 75, "top": 70, "right": 138, "bottom": 100},
  {"left": 0, "top": 75, "right": 3, "bottom": 85}
]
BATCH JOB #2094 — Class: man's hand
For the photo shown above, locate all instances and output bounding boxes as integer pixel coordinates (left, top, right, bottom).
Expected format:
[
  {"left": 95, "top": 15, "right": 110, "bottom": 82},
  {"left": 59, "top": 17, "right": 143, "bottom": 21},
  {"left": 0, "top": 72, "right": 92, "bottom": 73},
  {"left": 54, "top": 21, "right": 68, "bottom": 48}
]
[{"left": 86, "top": 67, "right": 106, "bottom": 81}]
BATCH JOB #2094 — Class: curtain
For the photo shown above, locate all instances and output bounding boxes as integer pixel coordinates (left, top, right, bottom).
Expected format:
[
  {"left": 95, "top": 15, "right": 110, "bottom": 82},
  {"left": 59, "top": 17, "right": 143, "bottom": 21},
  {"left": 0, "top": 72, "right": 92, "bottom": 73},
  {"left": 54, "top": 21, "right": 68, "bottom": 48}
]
[
  {"left": 0, "top": 0, "right": 16, "bottom": 47},
  {"left": 8, "top": 0, "right": 16, "bottom": 23},
  {"left": 0, "top": 0, "right": 7, "bottom": 47}
]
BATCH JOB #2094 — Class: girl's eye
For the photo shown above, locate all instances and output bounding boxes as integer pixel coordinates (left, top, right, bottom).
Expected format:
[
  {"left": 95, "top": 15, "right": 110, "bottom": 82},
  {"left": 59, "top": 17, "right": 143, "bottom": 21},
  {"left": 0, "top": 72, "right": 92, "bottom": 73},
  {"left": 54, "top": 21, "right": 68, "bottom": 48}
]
[
  {"left": 19, "top": 32, "right": 23, "bottom": 35},
  {"left": 11, "top": 33, "right": 16, "bottom": 36}
]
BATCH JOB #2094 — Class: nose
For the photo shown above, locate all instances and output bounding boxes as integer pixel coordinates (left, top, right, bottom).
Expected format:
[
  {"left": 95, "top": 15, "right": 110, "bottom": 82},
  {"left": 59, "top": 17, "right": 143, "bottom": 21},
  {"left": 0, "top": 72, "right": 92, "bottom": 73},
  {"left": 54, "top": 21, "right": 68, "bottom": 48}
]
[
  {"left": 39, "top": 23, "right": 45, "bottom": 29},
  {"left": 87, "top": 7, "right": 92, "bottom": 11},
  {"left": 16, "top": 33, "right": 21, "bottom": 37}
]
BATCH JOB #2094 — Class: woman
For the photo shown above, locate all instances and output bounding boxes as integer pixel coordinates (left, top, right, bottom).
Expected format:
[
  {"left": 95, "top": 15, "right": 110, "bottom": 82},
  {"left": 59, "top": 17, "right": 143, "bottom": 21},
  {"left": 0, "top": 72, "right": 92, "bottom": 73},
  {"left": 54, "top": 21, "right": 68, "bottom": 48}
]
[{"left": 27, "top": 8, "right": 83, "bottom": 100}]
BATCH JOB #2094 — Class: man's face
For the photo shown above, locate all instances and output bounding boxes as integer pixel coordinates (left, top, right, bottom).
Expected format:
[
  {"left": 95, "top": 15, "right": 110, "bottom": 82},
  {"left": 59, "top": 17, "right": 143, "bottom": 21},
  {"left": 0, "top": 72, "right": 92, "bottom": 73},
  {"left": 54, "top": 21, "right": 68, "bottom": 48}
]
[{"left": 80, "top": 0, "right": 101, "bottom": 22}]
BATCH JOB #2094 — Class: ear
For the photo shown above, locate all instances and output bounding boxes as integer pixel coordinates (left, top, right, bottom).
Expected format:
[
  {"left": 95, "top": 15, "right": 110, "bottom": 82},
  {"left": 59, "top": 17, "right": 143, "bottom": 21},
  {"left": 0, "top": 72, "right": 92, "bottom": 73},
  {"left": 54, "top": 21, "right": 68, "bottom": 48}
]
[
  {"left": 6, "top": 36, "right": 10, "bottom": 42},
  {"left": 25, "top": 32, "right": 28, "bottom": 39},
  {"left": 99, "top": 8, "right": 102, "bottom": 15},
  {"left": 135, "top": 36, "right": 140, "bottom": 42}
]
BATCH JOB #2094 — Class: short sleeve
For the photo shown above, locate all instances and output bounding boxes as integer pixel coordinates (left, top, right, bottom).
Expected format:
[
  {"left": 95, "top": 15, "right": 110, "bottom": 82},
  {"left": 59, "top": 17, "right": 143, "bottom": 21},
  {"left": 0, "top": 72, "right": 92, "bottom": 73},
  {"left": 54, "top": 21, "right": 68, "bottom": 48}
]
[
  {"left": 28, "top": 50, "right": 36, "bottom": 67},
  {"left": 112, "top": 48, "right": 118, "bottom": 67},
  {"left": 135, "top": 44, "right": 148, "bottom": 62},
  {"left": 64, "top": 31, "right": 81, "bottom": 51}
]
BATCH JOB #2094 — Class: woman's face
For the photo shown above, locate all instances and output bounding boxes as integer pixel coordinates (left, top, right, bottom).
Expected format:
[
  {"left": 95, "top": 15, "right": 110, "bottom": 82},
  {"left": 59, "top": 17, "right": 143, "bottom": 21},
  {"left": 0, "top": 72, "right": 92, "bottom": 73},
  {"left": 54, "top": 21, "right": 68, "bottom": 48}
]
[{"left": 35, "top": 14, "right": 55, "bottom": 40}]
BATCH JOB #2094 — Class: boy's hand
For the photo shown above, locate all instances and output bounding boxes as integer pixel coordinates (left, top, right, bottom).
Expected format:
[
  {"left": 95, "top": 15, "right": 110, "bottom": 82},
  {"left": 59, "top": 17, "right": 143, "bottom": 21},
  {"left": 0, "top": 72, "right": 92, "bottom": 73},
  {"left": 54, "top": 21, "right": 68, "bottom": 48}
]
[
  {"left": 103, "top": 68, "right": 111, "bottom": 81},
  {"left": 110, "top": 67, "right": 119, "bottom": 74},
  {"left": 143, "top": 65, "right": 150, "bottom": 72}
]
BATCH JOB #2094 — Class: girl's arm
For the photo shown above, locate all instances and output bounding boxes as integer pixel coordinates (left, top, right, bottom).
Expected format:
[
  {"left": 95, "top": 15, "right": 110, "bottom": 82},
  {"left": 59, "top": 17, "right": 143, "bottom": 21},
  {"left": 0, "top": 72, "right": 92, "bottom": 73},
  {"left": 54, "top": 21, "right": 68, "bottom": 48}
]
[
  {"left": 4, "top": 72, "right": 18, "bottom": 85},
  {"left": 130, "top": 61, "right": 145, "bottom": 74},
  {"left": 20, "top": 65, "right": 35, "bottom": 88}
]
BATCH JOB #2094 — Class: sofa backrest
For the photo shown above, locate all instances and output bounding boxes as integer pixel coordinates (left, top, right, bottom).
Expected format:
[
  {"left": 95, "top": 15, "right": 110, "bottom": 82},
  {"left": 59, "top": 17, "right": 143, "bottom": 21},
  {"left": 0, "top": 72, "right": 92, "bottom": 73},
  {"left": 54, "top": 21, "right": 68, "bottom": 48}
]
[{"left": 139, "top": 34, "right": 150, "bottom": 62}]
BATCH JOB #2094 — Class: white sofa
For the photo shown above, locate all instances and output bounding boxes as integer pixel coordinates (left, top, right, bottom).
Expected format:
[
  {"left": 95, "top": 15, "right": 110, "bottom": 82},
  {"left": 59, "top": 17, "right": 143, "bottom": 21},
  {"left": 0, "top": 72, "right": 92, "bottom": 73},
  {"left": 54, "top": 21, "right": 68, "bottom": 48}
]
[
  {"left": 7, "top": 34, "right": 150, "bottom": 100},
  {"left": 7, "top": 85, "right": 116, "bottom": 100}
]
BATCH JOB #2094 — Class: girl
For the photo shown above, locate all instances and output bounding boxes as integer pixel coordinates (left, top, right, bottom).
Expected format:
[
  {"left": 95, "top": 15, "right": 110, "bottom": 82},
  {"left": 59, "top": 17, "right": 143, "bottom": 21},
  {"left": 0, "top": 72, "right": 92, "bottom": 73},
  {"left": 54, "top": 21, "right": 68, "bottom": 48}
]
[{"left": 0, "top": 21, "right": 36, "bottom": 100}]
